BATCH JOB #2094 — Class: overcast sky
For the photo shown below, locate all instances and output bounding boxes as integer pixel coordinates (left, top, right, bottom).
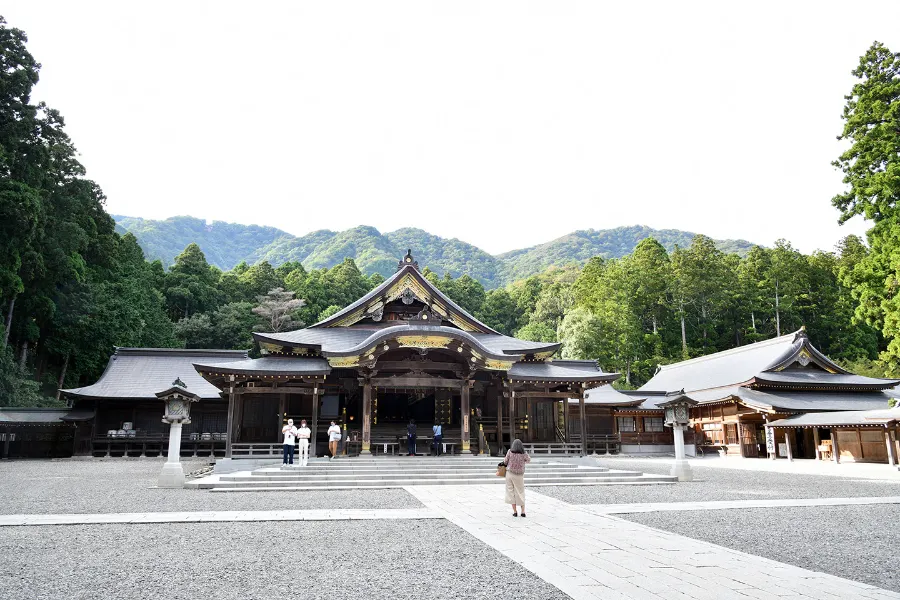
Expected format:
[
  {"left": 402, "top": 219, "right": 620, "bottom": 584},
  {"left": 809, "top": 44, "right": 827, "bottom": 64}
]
[{"left": 5, "top": 1, "right": 899, "bottom": 255}]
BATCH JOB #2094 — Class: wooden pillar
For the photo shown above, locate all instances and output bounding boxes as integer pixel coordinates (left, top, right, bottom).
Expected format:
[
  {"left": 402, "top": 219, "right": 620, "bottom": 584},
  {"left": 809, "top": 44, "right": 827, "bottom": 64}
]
[
  {"left": 885, "top": 425, "right": 897, "bottom": 467},
  {"left": 813, "top": 428, "right": 821, "bottom": 461},
  {"left": 496, "top": 389, "right": 504, "bottom": 448},
  {"left": 311, "top": 386, "right": 319, "bottom": 458},
  {"left": 224, "top": 376, "right": 236, "bottom": 459},
  {"left": 508, "top": 390, "right": 515, "bottom": 446},
  {"left": 278, "top": 393, "right": 286, "bottom": 427},
  {"left": 460, "top": 381, "right": 471, "bottom": 453},
  {"left": 525, "top": 398, "right": 532, "bottom": 442},
  {"left": 362, "top": 380, "right": 372, "bottom": 454},
  {"left": 831, "top": 428, "right": 840, "bottom": 464},
  {"left": 564, "top": 397, "right": 570, "bottom": 442},
  {"left": 579, "top": 391, "right": 587, "bottom": 456},
  {"left": 784, "top": 429, "right": 793, "bottom": 461},
  {"left": 234, "top": 395, "right": 244, "bottom": 444}
]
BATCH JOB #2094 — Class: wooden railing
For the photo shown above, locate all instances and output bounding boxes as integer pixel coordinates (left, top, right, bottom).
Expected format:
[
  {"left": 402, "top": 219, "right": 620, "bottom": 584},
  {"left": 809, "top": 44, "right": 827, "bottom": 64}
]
[
  {"left": 523, "top": 442, "right": 582, "bottom": 456},
  {"left": 231, "top": 443, "right": 283, "bottom": 457},
  {"left": 91, "top": 437, "right": 225, "bottom": 458}
]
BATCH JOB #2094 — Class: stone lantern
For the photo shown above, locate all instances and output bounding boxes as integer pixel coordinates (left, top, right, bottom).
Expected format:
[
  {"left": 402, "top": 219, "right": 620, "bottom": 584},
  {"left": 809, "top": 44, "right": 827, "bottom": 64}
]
[
  {"left": 658, "top": 392, "right": 698, "bottom": 482},
  {"left": 156, "top": 378, "right": 200, "bottom": 488}
]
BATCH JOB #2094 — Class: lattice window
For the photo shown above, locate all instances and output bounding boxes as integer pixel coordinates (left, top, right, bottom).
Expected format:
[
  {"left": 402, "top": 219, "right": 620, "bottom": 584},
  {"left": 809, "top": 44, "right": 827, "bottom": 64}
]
[
  {"left": 725, "top": 423, "right": 739, "bottom": 445},
  {"left": 617, "top": 417, "right": 636, "bottom": 433},
  {"left": 643, "top": 417, "right": 664, "bottom": 432}
]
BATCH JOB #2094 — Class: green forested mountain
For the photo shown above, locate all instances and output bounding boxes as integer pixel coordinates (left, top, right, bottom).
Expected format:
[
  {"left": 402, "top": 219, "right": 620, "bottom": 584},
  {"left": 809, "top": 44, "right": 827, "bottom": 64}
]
[
  {"left": 113, "top": 216, "right": 290, "bottom": 271},
  {"left": 115, "top": 216, "right": 755, "bottom": 288},
  {"left": 498, "top": 226, "right": 754, "bottom": 283}
]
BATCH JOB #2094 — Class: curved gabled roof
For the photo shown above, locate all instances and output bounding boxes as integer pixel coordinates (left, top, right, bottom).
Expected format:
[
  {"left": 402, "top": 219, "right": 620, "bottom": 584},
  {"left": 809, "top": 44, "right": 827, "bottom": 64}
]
[
  {"left": 307, "top": 261, "right": 501, "bottom": 334},
  {"left": 256, "top": 324, "right": 534, "bottom": 363},
  {"left": 254, "top": 324, "right": 560, "bottom": 356}
]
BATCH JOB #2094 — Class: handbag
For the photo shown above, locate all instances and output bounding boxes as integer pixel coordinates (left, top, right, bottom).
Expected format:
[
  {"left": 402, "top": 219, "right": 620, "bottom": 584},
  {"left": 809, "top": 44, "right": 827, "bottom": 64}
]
[{"left": 496, "top": 462, "right": 507, "bottom": 477}]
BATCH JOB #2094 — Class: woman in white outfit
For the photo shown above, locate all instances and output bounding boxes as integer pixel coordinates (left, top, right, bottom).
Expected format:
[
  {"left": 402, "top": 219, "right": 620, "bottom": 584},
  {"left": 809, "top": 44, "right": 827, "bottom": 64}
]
[{"left": 296, "top": 419, "right": 311, "bottom": 466}]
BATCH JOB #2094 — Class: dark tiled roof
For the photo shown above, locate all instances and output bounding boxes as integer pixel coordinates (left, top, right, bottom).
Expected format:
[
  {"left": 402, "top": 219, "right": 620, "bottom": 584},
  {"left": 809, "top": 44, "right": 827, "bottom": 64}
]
[
  {"left": 508, "top": 360, "right": 618, "bottom": 383},
  {"left": 584, "top": 386, "right": 671, "bottom": 410},
  {"left": 734, "top": 388, "right": 895, "bottom": 412},
  {"left": 0, "top": 409, "right": 72, "bottom": 423},
  {"left": 256, "top": 324, "right": 552, "bottom": 362},
  {"left": 61, "top": 348, "right": 248, "bottom": 400},
  {"left": 469, "top": 333, "right": 559, "bottom": 355},
  {"left": 753, "top": 371, "right": 900, "bottom": 389},
  {"left": 767, "top": 407, "right": 900, "bottom": 428},
  {"left": 193, "top": 357, "right": 331, "bottom": 377},
  {"left": 251, "top": 327, "right": 374, "bottom": 349}
]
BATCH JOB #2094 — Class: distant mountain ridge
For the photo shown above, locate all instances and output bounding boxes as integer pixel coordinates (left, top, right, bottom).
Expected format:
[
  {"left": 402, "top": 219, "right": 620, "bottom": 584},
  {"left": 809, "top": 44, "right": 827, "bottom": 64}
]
[{"left": 113, "top": 215, "right": 757, "bottom": 288}]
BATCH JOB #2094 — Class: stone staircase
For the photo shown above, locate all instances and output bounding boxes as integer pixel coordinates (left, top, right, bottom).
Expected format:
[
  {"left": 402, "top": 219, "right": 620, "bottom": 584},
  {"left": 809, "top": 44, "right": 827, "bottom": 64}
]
[{"left": 187, "top": 456, "right": 676, "bottom": 491}]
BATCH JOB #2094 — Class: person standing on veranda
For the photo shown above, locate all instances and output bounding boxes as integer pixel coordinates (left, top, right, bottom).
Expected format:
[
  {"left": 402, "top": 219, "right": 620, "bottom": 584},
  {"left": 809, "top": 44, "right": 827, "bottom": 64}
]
[
  {"left": 281, "top": 419, "right": 298, "bottom": 466},
  {"left": 297, "top": 419, "right": 311, "bottom": 466},
  {"left": 327, "top": 420, "right": 342, "bottom": 458},
  {"left": 505, "top": 438, "right": 531, "bottom": 517},
  {"left": 432, "top": 422, "right": 443, "bottom": 456},
  {"left": 407, "top": 418, "right": 417, "bottom": 456}
]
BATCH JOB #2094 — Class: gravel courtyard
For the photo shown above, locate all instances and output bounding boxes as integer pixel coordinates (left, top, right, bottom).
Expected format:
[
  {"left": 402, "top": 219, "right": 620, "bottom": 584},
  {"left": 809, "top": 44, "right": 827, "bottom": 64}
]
[
  {"left": 0, "top": 519, "right": 568, "bottom": 600},
  {"left": 538, "top": 456, "right": 900, "bottom": 505},
  {"left": 2, "top": 457, "right": 899, "bottom": 599},
  {"left": 621, "top": 504, "right": 900, "bottom": 593},
  {"left": 0, "top": 459, "right": 422, "bottom": 515}
]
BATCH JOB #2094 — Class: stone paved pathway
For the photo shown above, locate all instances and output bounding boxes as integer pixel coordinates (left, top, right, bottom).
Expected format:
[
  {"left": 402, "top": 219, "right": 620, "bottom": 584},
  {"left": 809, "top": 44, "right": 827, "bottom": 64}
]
[{"left": 405, "top": 485, "right": 900, "bottom": 600}]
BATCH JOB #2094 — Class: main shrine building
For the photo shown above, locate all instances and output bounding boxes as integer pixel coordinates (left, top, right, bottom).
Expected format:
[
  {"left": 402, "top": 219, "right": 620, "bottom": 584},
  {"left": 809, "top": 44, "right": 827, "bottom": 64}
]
[
  {"left": 55, "top": 251, "right": 899, "bottom": 466},
  {"left": 190, "top": 251, "right": 617, "bottom": 458}
]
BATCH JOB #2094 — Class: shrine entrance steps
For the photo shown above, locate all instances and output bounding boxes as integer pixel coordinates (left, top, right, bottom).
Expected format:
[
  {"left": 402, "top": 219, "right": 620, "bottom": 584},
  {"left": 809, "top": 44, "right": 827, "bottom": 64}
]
[{"left": 187, "top": 456, "right": 676, "bottom": 491}]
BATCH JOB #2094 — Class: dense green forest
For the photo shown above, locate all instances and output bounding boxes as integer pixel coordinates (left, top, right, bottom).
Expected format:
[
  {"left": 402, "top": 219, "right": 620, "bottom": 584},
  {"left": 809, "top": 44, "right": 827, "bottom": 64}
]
[
  {"left": 115, "top": 216, "right": 756, "bottom": 288},
  {"left": 1, "top": 18, "right": 898, "bottom": 406}
]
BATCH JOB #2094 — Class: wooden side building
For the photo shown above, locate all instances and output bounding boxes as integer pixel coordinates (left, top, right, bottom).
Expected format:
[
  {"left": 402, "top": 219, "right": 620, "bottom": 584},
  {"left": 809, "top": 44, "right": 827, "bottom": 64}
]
[{"left": 635, "top": 328, "right": 900, "bottom": 459}]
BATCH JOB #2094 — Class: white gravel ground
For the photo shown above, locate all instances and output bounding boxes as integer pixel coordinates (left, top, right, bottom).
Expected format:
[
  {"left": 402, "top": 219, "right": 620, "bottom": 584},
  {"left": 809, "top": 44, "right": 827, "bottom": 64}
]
[
  {"left": 0, "top": 520, "right": 569, "bottom": 600},
  {"left": 537, "top": 457, "right": 900, "bottom": 504},
  {"left": 0, "top": 459, "right": 422, "bottom": 514},
  {"left": 621, "top": 505, "right": 899, "bottom": 593}
]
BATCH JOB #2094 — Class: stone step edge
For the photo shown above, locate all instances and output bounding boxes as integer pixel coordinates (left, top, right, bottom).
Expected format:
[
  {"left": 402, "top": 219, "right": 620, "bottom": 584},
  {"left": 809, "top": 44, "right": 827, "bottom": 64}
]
[
  {"left": 226, "top": 472, "right": 638, "bottom": 481},
  {"left": 192, "top": 477, "right": 676, "bottom": 489},
  {"left": 203, "top": 479, "right": 677, "bottom": 492}
]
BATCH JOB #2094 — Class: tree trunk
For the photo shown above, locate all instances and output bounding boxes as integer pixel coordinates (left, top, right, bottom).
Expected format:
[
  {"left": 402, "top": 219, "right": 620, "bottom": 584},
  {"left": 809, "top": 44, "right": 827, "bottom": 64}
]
[
  {"left": 701, "top": 304, "right": 708, "bottom": 342},
  {"left": 652, "top": 315, "right": 658, "bottom": 335},
  {"left": 56, "top": 352, "right": 70, "bottom": 401},
  {"left": 35, "top": 348, "right": 46, "bottom": 382},
  {"left": 19, "top": 339, "right": 28, "bottom": 370},
  {"left": 775, "top": 280, "right": 781, "bottom": 337},
  {"left": 625, "top": 359, "right": 632, "bottom": 386},
  {"left": 2, "top": 295, "right": 15, "bottom": 349},
  {"left": 680, "top": 311, "right": 688, "bottom": 358},
  {"left": 751, "top": 311, "right": 756, "bottom": 331}
]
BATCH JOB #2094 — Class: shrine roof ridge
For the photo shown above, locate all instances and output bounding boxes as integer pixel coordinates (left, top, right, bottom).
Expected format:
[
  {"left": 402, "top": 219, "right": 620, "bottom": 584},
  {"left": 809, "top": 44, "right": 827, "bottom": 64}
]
[{"left": 309, "top": 258, "right": 501, "bottom": 334}]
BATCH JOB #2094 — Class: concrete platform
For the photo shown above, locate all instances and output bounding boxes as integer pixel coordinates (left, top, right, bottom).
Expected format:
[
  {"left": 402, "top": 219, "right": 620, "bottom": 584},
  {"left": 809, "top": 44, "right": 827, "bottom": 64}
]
[{"left": 188, "top": 456, "right": 677, "bottom": 490}]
